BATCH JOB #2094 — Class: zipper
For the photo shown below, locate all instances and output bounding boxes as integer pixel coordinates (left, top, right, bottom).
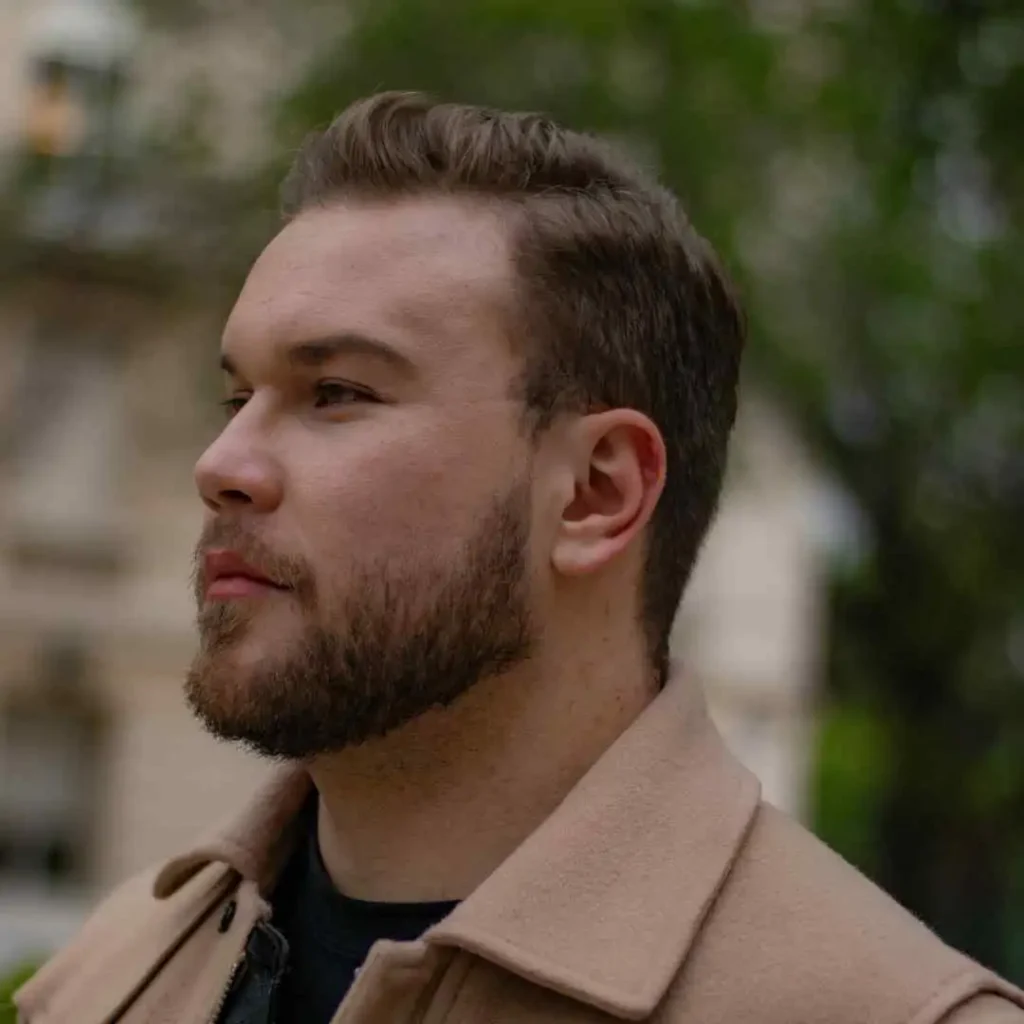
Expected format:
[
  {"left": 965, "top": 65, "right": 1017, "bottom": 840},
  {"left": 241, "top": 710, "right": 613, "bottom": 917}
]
[
  {"left": 207, "top": 919, "right": 289, "bottom": 1024},
  {"left": 207, "top": 952, "right": 246, "bottom": 1024},
  {"left": 257, "top": 922, "right": 290, "bottom": 1024}
]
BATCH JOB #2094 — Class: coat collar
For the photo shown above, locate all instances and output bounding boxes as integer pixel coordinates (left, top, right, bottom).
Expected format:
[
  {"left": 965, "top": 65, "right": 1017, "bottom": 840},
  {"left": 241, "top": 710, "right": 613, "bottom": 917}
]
[
  {"left": 154, "top": 668, "right": 761, "bottom": 1021},
  {"left": 427, "top": 672, "right": 761, "bottom": 1019},
  {"left": 153, "top": 766, "right": 312, "bottom": 899}
]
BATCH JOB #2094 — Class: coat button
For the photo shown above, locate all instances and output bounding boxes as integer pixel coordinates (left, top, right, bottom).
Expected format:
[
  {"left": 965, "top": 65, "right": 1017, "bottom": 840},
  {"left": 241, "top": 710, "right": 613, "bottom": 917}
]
[{"left": 218, "top": 899, "right": 238, "bottom": 933}]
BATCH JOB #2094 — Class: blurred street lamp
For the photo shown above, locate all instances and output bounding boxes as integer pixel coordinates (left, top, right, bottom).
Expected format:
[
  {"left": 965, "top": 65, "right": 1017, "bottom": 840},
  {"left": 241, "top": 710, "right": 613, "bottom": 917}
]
[
  {"left": 26, "top": 62, "right": 87, "bottom": 160},
  {"left": 23, "top": 0, "right": 138, "bottom": 160},
  {"left": 13, "top": 0, "right": 143, "bottom": 243}
]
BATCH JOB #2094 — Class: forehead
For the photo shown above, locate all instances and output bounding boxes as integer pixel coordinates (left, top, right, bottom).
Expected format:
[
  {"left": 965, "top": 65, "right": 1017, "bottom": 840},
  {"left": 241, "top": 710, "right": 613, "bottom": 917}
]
[{"left": 223, "top": 196, "right": 518, "bottom": 376}]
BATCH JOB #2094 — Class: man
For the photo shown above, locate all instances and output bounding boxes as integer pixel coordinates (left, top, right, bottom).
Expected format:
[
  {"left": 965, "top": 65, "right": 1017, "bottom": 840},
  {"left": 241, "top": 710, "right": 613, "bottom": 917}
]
[{"left": 16, "top": 92, "right": 1023, "bottom": 1024}]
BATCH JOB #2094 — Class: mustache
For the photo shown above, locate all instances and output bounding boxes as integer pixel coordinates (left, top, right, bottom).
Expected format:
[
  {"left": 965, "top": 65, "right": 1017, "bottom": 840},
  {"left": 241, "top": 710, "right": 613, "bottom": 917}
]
[{"left": 192, "top": 521, "right": 313, "bottom": 595}]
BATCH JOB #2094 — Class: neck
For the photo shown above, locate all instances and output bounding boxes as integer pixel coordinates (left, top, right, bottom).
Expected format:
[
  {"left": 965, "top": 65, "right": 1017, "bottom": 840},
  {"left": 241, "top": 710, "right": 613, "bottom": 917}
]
[{"left": 309, "top": 629, "right": 655, "bottom": 903}]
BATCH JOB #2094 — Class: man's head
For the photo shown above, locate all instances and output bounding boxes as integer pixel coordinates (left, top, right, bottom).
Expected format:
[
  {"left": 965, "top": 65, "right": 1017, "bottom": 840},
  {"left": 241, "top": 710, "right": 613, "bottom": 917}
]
[{"left": 187, "top": 92, "right": 744, "bottom": 759}]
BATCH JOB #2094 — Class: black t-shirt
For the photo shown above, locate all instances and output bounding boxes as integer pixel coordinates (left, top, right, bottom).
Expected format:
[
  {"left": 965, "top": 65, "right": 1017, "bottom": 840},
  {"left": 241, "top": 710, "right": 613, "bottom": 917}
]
[{"left": 217, "top": 801, "right": 458, "bottom": 1024}]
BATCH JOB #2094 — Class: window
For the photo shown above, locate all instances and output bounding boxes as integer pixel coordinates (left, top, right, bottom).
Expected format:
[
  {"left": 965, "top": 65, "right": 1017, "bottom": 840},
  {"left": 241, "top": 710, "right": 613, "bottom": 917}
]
[
  {"left": 0, "top": 636, "right": 107, "bottom": 889},
  {"left": 3, "top": 323, "right": 125, "bottom": 574}
]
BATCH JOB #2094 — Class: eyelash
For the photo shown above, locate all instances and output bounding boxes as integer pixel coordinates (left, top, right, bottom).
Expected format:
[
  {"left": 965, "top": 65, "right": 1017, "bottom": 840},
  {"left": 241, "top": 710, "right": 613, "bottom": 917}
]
[
  {"left": 313, "top": 381, "right": 375, "bottom": 408},
  {"left": 220, "top": 381, "right": 379, "bottom": 417},
  {"left": 220, "top": 396, "right": 248, "bottom": 416}
]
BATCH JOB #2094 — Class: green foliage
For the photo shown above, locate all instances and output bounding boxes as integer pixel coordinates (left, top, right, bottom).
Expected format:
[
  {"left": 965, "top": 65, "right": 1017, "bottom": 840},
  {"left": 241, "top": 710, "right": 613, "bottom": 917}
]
[
  {"left": 0, "top": 962, "right": 38, "bottom": 1024},
  {"left": 812, "top": 702, "right": 894, "bottom": 878}
]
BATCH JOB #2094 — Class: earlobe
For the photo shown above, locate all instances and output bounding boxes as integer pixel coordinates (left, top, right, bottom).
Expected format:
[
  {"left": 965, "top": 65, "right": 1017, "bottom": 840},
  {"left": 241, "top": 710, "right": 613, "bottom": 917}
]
[
  {"left": 550, "top": 533, "right": 598, "bottom": 576},
  {"left": 550, "top": 411, "right": 666, "bottom": 578}
]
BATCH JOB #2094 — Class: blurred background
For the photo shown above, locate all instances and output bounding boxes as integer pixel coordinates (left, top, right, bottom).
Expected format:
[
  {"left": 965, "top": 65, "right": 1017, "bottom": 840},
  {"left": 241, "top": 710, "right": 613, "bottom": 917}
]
[{"left": 0, "top": 0, "right": 1021, "bottom": 998}]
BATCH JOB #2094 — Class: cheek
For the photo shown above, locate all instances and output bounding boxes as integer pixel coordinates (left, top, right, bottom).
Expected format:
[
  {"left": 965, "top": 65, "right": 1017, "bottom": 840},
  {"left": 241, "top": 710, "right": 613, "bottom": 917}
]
[{"left": 289, "top": 413, "right": 524, "bottom": 564}]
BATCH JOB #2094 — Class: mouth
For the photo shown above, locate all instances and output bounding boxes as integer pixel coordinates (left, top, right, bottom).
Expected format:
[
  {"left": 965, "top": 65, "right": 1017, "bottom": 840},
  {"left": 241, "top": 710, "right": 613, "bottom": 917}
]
[{"left": 203, "top": 549, "right": 290, "bottom": 601}]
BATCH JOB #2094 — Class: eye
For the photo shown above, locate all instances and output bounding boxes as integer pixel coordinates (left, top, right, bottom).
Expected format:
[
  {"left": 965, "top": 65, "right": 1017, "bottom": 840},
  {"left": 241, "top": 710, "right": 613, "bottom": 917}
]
[
  {"left": 220, "top": 394, "right": 249, "bottom": 419},
  {"left": 313, "top": 380, "right": 379, "bottom": 409}
]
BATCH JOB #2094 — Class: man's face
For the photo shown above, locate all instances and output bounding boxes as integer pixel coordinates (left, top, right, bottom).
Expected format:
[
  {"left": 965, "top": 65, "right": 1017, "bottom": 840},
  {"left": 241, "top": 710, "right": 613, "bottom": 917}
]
[{"left": 186, "top": 196, "right": 538, "bottom": 759}]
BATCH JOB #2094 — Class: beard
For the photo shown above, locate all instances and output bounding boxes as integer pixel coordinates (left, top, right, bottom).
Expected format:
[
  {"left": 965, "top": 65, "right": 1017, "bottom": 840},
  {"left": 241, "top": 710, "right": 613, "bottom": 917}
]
[{"left": 184, "top": 482, "right": 534, "bottom": 760}]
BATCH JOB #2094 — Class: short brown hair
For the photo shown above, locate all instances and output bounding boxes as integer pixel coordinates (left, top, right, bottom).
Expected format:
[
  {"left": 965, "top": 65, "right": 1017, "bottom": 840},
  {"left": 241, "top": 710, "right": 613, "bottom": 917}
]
[{"left": 282, "top": 92, "right": 745, "bottom": 681}]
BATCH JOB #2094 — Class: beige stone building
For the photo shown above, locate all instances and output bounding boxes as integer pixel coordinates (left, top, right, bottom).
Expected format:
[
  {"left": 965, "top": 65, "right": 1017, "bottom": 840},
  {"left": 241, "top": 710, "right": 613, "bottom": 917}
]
[{"left": 0, "top": 0, "right": 826, "bottom": 970}]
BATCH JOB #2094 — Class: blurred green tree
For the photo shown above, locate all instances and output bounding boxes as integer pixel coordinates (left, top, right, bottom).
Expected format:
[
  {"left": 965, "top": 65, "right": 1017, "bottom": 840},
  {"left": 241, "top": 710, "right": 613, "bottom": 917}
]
[{"left": 0, "top": 962, "right": 38, "bottom": 1024}]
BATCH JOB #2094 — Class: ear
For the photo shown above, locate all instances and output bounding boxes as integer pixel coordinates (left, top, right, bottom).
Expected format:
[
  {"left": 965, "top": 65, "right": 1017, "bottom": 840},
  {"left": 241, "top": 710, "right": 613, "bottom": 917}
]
[{"left": 551, "top": 409, "right": 666, "bottom": 578}]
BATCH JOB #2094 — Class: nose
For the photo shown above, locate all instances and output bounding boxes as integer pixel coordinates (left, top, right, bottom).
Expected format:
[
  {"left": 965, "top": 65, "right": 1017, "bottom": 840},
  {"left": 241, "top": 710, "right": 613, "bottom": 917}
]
[{"left": 194, "top": 420, "right": 284, "bottom": 514}]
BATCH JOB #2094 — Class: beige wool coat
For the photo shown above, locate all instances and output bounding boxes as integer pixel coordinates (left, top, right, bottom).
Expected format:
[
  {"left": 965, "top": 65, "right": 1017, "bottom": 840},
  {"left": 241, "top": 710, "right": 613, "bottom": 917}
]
[{"left": 16, "top": 672, "right": 1024, "bottom": 1023}]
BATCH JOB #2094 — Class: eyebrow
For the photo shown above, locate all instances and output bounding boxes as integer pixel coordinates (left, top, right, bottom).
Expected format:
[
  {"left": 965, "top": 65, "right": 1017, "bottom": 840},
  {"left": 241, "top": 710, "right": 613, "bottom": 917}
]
[{"left": 219, "top": 332, "right": 417, "bottom": 379}]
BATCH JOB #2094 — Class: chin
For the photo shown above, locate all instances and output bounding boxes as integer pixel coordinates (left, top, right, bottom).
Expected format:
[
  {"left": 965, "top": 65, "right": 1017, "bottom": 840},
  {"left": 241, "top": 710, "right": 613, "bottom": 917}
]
[
  {"left": 185, "top": 661, "right": 265, "bottom": 743},
  {"left": 185, "top": 655, "right": 242, "bottom": 709}
]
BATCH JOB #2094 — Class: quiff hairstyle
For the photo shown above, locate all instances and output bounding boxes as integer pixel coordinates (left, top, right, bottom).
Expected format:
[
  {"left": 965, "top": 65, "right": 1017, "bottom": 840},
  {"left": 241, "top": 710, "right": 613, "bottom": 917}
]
[{"left": 282, "top": 92, "right": 745, "bottom": 682}]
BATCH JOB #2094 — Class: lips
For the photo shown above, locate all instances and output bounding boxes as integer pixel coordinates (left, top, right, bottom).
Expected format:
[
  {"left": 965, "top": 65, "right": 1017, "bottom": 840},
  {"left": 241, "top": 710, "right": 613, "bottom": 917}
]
[{"left": 203, "top": 549, "right": 287, "bottom": 600}]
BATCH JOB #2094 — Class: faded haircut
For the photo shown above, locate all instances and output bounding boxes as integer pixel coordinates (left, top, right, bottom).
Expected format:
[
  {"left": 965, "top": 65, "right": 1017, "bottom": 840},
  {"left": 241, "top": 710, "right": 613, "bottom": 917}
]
[{"left": 281, "top": 91, "right": 746, "bottom": 683}]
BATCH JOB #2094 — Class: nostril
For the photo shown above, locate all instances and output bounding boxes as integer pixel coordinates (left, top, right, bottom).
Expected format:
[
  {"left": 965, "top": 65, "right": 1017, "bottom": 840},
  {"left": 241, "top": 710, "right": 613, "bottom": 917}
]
[{"left": 220, "top": 489, "right": 253, "bottom": 504}]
